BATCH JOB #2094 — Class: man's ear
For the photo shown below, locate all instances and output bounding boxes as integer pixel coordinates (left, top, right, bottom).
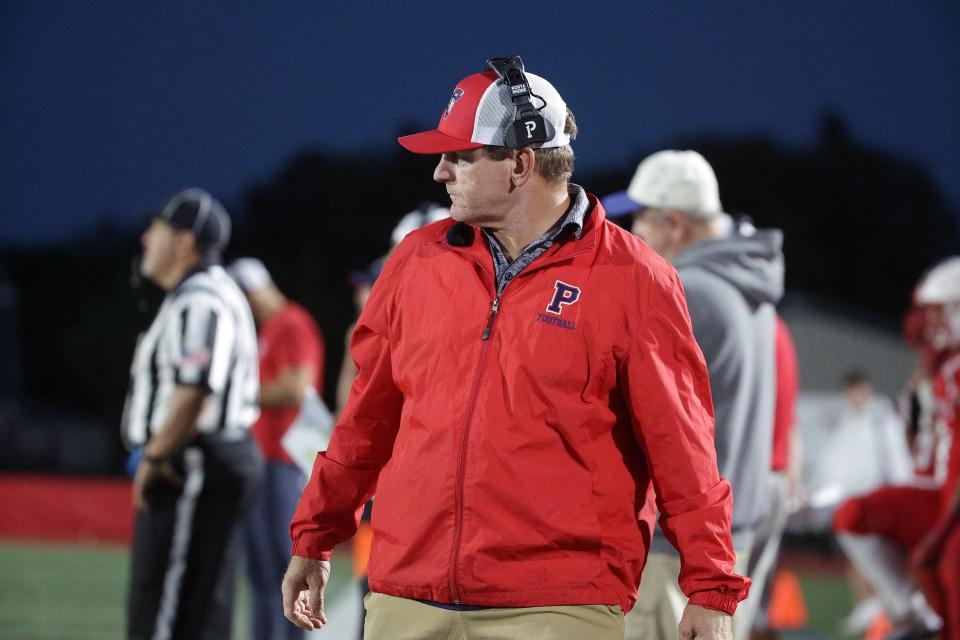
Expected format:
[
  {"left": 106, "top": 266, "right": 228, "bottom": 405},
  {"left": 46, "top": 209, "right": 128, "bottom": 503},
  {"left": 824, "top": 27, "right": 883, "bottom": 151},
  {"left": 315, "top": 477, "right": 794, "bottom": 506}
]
[
  {"left": 510, "top": 147, "right": 537, "bottom": 187},
  {"left": 174, "top": 229, "right": 199, "bottom": 260}
]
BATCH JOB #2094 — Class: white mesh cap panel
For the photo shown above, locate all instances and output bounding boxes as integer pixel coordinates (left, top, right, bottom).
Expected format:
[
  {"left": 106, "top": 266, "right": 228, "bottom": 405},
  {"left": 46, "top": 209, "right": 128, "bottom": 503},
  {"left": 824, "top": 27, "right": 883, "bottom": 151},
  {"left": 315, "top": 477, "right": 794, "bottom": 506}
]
[
  {"left": 472, "top": 81, "right": 511, "bottom": 146},
  {"left": 472, "top": 72, "right": 570, "bottom": 148}
]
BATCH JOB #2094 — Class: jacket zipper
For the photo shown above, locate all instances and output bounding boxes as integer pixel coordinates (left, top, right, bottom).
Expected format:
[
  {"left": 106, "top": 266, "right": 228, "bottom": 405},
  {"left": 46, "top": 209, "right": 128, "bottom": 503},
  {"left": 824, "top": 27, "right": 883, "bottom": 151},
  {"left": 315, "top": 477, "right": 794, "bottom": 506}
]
[
  {"left": 481, "top": 296, "right": 501, "bottom": 341},
  {"left": 446, "top": 232, "right": 590, "bottom": 602},
  {"left": 449, "top": 294, "right": 501, "bottom": 603}
]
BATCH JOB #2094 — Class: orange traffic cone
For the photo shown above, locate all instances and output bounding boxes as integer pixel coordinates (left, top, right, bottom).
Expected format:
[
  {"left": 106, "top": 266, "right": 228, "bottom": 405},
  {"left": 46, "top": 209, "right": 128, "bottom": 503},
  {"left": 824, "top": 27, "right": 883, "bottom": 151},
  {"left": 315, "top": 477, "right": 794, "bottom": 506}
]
[
  {"left": 864, "top": 611, "right": 891, "bottom": 640},
  {"left": 767, "top": 570, "right": 809, "bottom": 629},
  {"left": 353, "top": 521, "right": 373, "bottom": 578}
]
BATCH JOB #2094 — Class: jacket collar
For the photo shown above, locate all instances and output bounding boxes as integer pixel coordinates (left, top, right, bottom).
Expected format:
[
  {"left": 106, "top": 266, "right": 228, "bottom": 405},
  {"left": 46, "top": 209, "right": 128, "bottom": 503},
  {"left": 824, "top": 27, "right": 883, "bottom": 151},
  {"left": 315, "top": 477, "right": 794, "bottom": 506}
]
[{"left": 443, "top": 191, "right": 606, "bottom": 272}]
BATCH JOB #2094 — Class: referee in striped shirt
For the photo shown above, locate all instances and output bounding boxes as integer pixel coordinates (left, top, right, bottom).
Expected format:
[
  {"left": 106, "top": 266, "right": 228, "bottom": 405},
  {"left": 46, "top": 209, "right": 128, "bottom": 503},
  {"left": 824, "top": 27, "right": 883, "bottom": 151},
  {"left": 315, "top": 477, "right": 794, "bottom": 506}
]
[{"left": 122, "top": 188, "right": 264, "bottom": 640}]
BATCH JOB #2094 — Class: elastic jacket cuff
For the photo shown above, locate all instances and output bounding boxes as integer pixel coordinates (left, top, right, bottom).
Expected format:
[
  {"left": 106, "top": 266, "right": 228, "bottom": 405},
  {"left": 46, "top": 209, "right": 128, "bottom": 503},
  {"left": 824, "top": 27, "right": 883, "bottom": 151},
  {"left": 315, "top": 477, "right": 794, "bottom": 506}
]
[
  {"left": 688, "top": 590, "right": 739, "bottom": 615},
  {"left": 291, "top": 538, "right": 333, "bottom": 562}
]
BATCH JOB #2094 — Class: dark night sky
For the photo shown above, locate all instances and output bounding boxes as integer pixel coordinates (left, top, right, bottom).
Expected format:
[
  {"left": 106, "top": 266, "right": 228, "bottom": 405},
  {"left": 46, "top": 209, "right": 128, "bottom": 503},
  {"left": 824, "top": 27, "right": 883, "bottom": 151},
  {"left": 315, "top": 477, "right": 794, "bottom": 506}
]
[{"left": 2, "top": 2, "right": 959, "bottom": 245}]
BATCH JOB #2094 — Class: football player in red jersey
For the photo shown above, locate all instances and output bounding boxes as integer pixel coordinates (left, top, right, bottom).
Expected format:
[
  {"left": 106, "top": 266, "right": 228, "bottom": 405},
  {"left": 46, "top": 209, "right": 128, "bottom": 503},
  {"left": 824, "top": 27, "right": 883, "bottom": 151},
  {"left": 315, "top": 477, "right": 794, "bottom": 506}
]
[
  {"left": 834, "top": 257, "right": 960, "bottom": 639},
  {"left": 910, "top": 257, "right": 960, "bottom": 637}
]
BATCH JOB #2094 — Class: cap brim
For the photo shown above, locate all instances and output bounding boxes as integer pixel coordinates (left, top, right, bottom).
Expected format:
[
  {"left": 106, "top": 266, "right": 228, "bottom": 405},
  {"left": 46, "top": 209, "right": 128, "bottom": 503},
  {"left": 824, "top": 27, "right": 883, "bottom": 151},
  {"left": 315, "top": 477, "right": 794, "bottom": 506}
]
[
  {"left": 397, "top": 129, "right": 485, "bottom": 154},
  {"left": 601, "top": 191, "right": 644, "bottom": 219}
]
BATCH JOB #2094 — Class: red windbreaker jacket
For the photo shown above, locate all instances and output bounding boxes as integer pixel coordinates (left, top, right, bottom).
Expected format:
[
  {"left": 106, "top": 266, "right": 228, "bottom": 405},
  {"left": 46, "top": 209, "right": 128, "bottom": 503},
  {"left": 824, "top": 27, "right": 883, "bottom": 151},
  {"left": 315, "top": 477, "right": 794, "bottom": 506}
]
[{"left": 291, "top": 198, "right": 750, "bottom": 614}]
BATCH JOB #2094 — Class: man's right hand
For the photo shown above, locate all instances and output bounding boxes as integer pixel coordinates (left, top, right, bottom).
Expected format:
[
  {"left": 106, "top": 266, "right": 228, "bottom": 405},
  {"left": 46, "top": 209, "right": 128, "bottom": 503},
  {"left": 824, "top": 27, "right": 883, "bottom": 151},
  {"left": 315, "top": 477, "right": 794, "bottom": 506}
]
[
  {"left": 678, "top": 603, "right": 732, "bottom": 640},
  {"left": 282, "top": 555, "right": 331, "bottom": 631},
  {"left": 132, "top": 458, "right": 183, "bottom": 511}
]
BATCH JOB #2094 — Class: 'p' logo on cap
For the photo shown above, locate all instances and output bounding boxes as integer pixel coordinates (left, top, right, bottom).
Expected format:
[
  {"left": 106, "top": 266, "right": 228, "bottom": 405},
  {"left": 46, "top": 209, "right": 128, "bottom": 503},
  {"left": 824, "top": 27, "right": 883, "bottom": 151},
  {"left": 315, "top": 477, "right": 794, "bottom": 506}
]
[{"left": 442, "top": 88, "right": 464, "bottom": 120}]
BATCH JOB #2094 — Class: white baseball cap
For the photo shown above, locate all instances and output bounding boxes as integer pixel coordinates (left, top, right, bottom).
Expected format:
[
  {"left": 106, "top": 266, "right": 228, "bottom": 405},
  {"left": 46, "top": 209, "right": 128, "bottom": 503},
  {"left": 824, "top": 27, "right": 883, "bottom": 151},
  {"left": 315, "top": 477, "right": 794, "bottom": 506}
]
[
  {"left": 398, "top": 70, "right": 569, "bottom": 154},
  {"left": 228, "top": 258, "right": 272, "bottom": 293},
  {"left": 603, "top": 150, "right": 723, "bottom": 219}
]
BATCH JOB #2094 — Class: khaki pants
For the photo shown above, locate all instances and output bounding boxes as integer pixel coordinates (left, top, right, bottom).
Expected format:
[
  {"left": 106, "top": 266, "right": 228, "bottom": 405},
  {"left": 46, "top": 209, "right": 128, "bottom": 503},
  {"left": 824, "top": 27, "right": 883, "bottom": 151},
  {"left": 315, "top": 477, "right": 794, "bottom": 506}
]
[
  {"left": 624, "top": 550, "right": 750, "bottom": 640},
  {"left": 363, "top": 591, "right": 624, "bottom": 640}
]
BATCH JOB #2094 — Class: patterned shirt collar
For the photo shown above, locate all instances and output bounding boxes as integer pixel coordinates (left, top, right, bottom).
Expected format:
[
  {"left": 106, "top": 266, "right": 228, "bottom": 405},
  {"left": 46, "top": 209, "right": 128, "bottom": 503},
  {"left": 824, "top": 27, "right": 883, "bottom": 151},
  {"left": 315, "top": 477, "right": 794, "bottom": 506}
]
[
  {"left": 482, "top": 184, "right": 590, "bottom": 293},
  {"left": 555, "top": 183, "right": 589, "bottom": 239}
]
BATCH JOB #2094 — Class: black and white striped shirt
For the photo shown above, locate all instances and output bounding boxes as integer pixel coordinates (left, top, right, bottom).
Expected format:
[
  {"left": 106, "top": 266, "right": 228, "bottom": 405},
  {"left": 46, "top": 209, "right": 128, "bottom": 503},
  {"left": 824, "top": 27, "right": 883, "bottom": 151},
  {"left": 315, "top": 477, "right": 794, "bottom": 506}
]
[{"left": 122, "top": 263, "right": 259, "bottom": 447}]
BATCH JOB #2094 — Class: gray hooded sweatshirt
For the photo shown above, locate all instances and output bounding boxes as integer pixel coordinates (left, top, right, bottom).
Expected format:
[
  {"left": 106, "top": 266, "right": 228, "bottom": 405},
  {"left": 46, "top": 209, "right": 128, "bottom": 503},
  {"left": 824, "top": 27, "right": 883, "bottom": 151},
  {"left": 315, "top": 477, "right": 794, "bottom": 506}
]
[{"left": 651, "top": 224, "right": 785, "bottom": 553}]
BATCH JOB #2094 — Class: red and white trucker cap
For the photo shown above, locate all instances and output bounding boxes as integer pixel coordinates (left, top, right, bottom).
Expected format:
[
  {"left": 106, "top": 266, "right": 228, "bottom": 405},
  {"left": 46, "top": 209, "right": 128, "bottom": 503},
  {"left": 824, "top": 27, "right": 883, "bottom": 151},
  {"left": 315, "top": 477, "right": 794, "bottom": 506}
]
[{"left": 398, "top": 70, "right": 570, "bottom": 154}]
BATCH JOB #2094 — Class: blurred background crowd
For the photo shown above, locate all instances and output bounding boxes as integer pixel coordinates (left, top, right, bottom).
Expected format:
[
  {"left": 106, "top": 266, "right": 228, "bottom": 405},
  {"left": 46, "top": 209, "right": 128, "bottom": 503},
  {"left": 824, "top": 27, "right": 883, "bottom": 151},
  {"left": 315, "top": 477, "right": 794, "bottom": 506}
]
[{"left": 1, "top": 2, "right": 958, "bottom": 639}]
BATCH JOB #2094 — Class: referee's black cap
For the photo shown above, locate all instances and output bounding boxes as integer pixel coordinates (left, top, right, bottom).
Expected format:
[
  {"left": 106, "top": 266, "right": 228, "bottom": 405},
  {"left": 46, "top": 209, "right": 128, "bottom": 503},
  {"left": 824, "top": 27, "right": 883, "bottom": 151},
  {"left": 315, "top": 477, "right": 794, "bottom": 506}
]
[{"left": 153, "top": 188, "right": 231, "bottom": 253}]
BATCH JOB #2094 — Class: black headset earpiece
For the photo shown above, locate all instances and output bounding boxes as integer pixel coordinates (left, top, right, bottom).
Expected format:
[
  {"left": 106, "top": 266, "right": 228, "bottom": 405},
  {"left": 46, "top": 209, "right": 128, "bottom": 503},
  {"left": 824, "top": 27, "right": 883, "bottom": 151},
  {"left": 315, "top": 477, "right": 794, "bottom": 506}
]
[{"left": 485, "top": 55, "right": 556, "bottom": 149}]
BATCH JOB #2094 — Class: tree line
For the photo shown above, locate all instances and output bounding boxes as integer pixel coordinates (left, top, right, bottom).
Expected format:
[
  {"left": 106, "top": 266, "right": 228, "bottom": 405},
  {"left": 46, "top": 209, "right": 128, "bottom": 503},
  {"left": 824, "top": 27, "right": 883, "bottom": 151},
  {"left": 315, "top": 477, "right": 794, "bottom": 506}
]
[{"left": 2, "top": 113, "right": 957, "bottom": 473}]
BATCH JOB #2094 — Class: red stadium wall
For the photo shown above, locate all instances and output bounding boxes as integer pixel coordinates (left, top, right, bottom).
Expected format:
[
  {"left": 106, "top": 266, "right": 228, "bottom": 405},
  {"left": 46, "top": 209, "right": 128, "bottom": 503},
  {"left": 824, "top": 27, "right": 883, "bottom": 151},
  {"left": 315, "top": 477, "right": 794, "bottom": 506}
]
[{"left": 0, "top": 474, "right": 133, "bottom": 545}]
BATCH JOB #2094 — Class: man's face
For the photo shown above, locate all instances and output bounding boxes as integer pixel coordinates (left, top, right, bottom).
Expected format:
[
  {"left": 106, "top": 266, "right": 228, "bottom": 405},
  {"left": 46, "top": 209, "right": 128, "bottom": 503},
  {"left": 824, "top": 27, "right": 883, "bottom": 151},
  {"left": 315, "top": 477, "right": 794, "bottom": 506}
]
[
  {"left": 921, "top": 303, "right": 960, "bottom": 352},
  {"left": 140, "top": 219, "right": 178, "bottom": 282},
  {"left": 433, "top": 148, "right": 515, "bottom": 226},
  {"left": 843, "top": 382, "right": 873, "bottom": 411},
  {"left": 631, "top": 208, "right": 674, "bottom": 257}
]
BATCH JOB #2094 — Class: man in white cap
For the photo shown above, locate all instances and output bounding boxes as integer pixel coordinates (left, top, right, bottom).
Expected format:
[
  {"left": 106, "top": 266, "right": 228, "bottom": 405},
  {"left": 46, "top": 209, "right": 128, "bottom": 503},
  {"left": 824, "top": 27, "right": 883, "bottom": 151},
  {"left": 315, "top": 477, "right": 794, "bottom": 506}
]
[
  {"left": 283, "top": 59, "right": 748, "bottom": 640},
  {"left": 228, "top": 257, "right": 325, "bottom": 640},
  {"left": 604, "top": 151, "right": 784, "bottom": 640}
]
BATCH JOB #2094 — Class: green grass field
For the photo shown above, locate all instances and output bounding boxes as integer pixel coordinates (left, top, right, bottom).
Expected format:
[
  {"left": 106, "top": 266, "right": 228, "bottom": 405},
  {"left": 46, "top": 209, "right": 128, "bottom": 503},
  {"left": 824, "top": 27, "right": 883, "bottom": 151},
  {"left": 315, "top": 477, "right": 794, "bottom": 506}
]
[
  {"left": 0, "top": 541, "right": 355, "bottom": 640},
  {"left": 0, "top": 540, "right": 852, "bottom": 640},
  {"left": 0, "top": 542, "right": 130, "bottom": 640},
  {"left": 799, "top": 575, "right": 855, "bottom": 639}
]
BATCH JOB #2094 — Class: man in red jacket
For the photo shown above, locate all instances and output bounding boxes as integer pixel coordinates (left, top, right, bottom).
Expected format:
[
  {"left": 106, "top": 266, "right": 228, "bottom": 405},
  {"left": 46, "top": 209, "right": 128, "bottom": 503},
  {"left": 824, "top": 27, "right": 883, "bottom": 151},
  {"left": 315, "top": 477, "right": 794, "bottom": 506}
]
[{"left": 282, "top": 56, "right": 749, "bottom": 640}]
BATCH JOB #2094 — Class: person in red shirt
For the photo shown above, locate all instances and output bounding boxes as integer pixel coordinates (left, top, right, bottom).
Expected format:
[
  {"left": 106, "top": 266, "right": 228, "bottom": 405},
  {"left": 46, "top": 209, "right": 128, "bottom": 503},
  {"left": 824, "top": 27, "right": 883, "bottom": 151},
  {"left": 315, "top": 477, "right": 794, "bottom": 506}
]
[
  {"left": 229, "top": 257, "right": 324, "bottom": 640},
  {"left": 742, "top": 314, "right": 801, "bottom": 638},
  {"left": 281, "top": 56, "right": 747, "bottom": 640}
]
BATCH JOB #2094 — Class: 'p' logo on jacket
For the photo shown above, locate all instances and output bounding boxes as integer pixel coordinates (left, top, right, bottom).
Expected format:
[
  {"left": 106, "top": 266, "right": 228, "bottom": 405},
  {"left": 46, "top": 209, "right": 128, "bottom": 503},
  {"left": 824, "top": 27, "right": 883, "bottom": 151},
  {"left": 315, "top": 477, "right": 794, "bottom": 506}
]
[{"left": 545, "top": 280, "right": 581, "bottom": 315}]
